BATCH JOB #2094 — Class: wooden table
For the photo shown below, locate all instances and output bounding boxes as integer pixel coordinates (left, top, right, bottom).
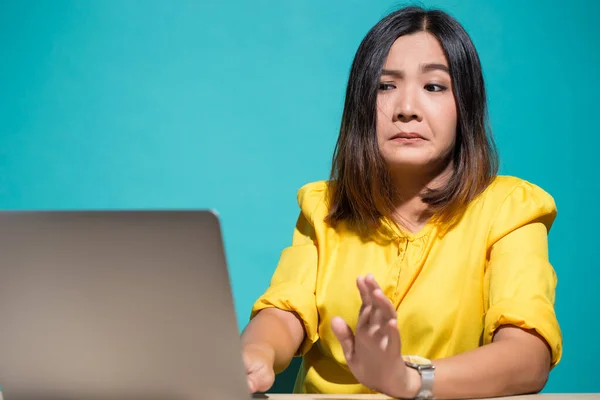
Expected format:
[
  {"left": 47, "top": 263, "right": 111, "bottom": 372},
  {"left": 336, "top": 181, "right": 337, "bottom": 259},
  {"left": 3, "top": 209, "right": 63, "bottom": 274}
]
[{"left": 258, "top": 395, "right": 600, "bottom": 400}]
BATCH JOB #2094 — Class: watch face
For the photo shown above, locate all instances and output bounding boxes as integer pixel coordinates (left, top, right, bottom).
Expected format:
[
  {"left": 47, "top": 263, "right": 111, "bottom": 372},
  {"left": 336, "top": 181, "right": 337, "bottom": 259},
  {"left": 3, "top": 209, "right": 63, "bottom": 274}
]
[{"left": 402, "top": 354, "right": 432, "bottom": 366}]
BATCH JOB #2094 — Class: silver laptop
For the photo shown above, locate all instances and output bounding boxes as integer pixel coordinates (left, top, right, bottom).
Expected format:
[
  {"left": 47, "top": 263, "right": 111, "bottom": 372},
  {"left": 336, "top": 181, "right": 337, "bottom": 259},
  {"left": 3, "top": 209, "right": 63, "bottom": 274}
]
[{"left": 0, "top": 210, "right": 250, "bottom": 400}]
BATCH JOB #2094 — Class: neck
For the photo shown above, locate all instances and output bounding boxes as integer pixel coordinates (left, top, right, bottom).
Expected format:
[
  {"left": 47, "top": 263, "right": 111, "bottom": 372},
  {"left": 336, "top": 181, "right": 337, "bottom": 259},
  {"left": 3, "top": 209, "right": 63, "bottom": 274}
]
[{"left": 388, "top": 161, "right": 454, "bottom": 233}]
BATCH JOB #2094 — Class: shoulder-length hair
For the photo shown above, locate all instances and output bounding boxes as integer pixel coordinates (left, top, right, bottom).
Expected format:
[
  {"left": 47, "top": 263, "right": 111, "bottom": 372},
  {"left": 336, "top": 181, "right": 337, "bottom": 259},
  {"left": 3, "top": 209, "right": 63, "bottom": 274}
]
[{"left": 326, "top": 6, "right": 498, "bottom": 230}]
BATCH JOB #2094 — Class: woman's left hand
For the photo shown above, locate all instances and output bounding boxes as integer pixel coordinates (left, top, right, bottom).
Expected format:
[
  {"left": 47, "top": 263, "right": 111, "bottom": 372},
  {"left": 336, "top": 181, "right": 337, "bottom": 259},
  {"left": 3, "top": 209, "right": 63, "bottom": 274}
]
[{"left": 331, "top": 274, "right": 418, "bottom": 398}]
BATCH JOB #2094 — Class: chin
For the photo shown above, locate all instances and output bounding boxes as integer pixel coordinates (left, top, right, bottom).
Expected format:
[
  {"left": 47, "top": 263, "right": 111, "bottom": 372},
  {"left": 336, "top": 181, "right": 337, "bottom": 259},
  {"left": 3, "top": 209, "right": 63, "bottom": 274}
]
[
  {"left": 381, "top": 145, "right": 437, "bottom": 164},
  {"left": 383, "top": 155, "right": 434, "bottom": 168}
]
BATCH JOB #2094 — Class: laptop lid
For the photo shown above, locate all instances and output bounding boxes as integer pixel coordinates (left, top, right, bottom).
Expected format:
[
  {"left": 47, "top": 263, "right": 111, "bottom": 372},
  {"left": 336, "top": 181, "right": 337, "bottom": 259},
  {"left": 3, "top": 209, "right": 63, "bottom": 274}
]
[{"left": 0, "top": 210, "right": 250, "bottom": 400}]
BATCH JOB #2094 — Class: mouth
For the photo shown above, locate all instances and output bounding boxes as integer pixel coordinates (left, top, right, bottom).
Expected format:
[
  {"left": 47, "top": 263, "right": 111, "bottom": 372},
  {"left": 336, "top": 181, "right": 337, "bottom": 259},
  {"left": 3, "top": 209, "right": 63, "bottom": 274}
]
[{"left": 390, "top": 132, "right": 425, "bottom": 141}]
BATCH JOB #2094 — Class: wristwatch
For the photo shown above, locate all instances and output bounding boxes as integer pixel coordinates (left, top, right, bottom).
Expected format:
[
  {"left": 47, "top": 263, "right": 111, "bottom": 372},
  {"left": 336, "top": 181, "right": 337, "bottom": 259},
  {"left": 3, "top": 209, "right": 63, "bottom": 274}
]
[{"left": 403, "top": 355, "right": 435, "bottom": 400}]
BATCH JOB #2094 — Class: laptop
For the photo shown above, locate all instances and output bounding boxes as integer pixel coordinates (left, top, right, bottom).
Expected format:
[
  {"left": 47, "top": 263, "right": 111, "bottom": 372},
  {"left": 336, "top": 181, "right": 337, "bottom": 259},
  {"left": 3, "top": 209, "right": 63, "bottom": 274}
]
[{"left": 0, "top": 210, "right": 250, "bottom": 400}]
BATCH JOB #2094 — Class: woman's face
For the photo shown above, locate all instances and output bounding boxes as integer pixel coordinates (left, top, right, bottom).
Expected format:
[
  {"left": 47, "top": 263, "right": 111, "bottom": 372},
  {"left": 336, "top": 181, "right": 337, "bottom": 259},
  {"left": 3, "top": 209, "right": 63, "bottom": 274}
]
[{"left": 376, "top": 31, "right": 457, "bottom": 173}]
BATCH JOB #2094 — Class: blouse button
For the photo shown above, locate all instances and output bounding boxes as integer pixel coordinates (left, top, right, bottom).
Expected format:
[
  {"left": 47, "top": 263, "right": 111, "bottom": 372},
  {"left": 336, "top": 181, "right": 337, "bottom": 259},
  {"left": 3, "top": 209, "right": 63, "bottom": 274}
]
[{"left": 397, "top": 238, "right": 408, "bottom": 258}]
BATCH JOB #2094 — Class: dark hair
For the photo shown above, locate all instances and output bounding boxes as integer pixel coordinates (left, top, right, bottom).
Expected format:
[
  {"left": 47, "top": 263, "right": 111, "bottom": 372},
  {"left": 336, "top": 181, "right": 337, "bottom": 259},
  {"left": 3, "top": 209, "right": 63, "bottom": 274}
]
[{"left": 325, "top": 6, "right": 499, "bottom": 231}]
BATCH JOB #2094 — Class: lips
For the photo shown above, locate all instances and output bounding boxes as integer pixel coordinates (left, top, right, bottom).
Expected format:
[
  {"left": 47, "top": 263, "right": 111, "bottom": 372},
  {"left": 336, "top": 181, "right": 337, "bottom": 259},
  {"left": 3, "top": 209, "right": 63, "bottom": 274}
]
[{"left": 390, "top": 131, "right": 425, "bottom": 140}]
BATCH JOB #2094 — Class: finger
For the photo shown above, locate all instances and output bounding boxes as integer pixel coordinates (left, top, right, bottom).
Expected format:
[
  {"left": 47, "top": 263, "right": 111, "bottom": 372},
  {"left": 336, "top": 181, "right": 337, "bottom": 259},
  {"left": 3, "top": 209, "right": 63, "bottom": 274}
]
[
  {"left": 372, "top": 288, "right": 397, "bottom": 320},
  {"left": 368, "top": 310, "right": 388, "bottom": 340},
  {"left": 369, "top": 289, "right": 397, "bottom": 348},
  {"left": 364, "top": 275, "right": 384, "bottom": 315},
  {"left": 367, "top": 303, "right": 385, "bottom": 336},
  {"left": 385, "top": 318, "right": 402, "bottom": 353},
  {"left": 357, "top": 275, "right": 372, "bottom": 307},
  {"left": 331, "top": 316, "right": 355, "bottom": 362},
  {"left": 363, "top": 275, "right": 378, "bottom": 306},
  {"left": 364, "top": 273, "right": 382, "bottom": 292},
  {"left": 367, "top": 315, "right": 384, "bottom": 337},
  {"left": 366, "top": 318, "right": 398, "bottom": 352},
  {"left": 358, "top": 304, "right": 383, "bottom": 348},
  {"left": 356, "top": 303, "right": 374, "bottom": 332},
  {"left": 365, "top": 321, "right": 390, "bottom": 353},
  {"left": 377, "top": 330, "right": 389, "bottom": 351},
  {"left": 362, "top": 289, "right": 390, "bottom": 335}
]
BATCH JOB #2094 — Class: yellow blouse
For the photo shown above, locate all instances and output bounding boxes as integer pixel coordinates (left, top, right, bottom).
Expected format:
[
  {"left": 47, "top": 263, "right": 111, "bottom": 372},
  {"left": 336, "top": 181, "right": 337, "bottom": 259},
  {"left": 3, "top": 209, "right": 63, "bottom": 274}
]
[{"left": 250, "top": 175, "right": 562, "bottom": 394}]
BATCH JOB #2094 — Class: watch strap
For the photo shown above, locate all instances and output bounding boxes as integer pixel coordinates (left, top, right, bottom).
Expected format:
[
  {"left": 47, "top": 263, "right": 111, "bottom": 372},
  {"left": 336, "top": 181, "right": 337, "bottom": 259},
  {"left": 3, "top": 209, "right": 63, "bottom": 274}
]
[
  {"left": 403, "top": 355, "right": 435, "bottom": 400},
  {"left": 415, "top": 364, "right": 435, "bottom": 400}
]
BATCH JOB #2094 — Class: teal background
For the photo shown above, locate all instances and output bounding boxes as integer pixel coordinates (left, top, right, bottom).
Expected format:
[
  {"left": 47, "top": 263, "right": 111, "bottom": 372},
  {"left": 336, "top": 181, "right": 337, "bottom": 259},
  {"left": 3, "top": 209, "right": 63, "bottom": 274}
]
[{"left": 1, "top": 0, "right": 598, "bottom": 394}]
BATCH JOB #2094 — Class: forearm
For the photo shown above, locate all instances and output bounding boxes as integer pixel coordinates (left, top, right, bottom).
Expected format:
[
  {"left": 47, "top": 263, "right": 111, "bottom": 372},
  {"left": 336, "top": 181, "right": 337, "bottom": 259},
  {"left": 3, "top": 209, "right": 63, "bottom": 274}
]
[
  {"left": 241, "top": 308, "right": 303, "bottom": 373},
  {"left": 428, "top": 328, "right": 551, "bottom": 399}
]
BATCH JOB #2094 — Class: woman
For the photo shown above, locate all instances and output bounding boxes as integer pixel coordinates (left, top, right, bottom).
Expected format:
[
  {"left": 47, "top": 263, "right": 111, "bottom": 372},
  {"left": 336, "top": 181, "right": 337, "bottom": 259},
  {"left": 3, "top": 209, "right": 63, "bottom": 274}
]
[{"left": 241, "top": 6, "right": 561, "bottom": 399}]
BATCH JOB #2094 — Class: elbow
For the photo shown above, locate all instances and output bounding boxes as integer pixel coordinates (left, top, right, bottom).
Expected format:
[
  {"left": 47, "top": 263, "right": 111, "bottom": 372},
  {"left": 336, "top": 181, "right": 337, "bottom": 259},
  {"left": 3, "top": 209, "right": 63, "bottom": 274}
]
[
  {"left": 530, "top": 366, "right": 550, "bottom": 393},
  {"left": 511, "top": 357, "right": 550, "bottom": 395},
  {"left": 526, "top": 340, "right": 553, "bottom": 394},
  {"left": 494, "top": 326, "right": 553, "bottom": 395},
  {"left": 501, "top": 364, "right": 549, "bottom": 397}
]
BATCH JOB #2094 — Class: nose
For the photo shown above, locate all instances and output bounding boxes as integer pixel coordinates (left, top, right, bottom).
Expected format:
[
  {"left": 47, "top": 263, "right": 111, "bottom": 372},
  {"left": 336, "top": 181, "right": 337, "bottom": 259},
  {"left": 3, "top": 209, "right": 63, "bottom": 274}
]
[{"left": 394, "top": 88, "right": 422, "bottom": 123}]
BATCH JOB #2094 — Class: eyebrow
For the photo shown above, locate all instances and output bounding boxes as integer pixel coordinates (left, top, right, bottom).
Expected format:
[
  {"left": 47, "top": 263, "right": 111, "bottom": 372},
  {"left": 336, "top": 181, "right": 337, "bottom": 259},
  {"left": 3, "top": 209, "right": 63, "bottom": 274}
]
[{"left": 381, "top": 63, "right": 450, "bottom": 77}]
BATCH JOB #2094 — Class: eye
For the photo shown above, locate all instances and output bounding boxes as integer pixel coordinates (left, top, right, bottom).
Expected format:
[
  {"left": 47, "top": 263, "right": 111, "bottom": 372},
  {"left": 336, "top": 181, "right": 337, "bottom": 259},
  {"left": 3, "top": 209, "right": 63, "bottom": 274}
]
[
  {"left": 424, "top": 83, "right": 448, "bottom": 92},
  {"left": 378, "top": 83, "right": 396, "bottom": 91}
]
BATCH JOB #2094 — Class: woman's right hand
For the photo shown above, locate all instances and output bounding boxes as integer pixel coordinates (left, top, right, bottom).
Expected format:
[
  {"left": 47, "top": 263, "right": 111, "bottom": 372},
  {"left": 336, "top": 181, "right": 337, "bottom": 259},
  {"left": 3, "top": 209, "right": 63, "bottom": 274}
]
[{"left": 243, "top": 343, "right": 276, "bottom": 393}]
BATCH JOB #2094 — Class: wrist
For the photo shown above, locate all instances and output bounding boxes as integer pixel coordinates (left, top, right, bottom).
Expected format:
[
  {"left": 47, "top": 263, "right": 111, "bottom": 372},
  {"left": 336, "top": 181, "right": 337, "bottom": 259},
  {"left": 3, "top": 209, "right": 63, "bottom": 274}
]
[
  {"left": 386, "top": 359, "right": 421, "bottom": 399},
  {"left": 404, "top": 367, "right": 422, "bottom": 398}
]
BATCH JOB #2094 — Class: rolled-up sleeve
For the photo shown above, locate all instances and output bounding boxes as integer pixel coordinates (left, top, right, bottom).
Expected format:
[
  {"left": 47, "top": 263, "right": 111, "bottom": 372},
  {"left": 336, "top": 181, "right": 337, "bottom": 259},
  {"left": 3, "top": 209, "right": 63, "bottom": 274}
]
[
  {"left": 250, "top": 211, "right": 319, "bottom": 355},
  {"left": 483, "top": 181, "right": 562, "bottom": 367}
]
